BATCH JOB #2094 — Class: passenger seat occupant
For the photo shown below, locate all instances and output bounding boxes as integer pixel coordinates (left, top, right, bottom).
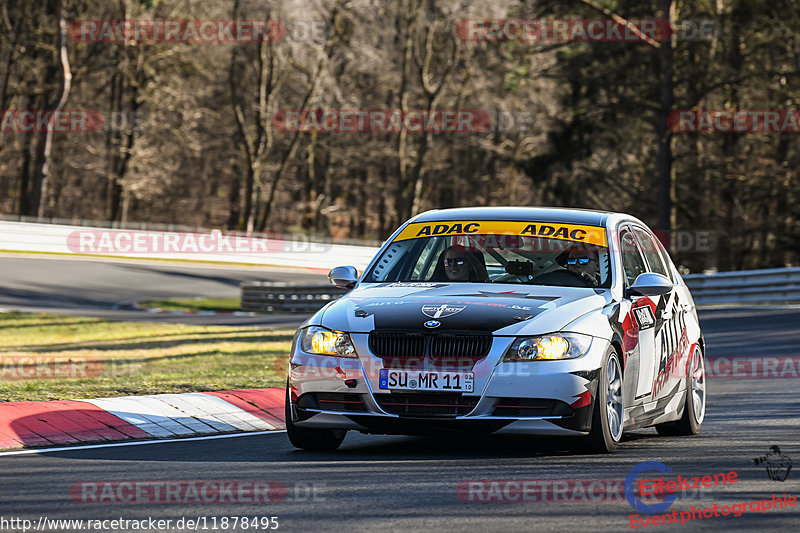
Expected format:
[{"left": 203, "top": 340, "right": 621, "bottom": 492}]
[{"left": 433, "top": 245, "right": 488, "bottom": 282}]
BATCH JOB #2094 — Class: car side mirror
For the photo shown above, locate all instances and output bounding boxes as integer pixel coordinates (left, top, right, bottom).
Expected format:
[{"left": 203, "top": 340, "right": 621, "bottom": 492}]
[
  {"left": 328, "top": 265, "right": 358, "bottom": 289},
  {"left": 627, "top": 272, "right": 673, "bottom": 297}
]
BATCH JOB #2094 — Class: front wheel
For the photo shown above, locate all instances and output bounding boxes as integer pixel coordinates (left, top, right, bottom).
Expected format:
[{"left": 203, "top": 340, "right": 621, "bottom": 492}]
[
  {"left": 656, "top": 346, "right": 706, "bottom": 436},
  {"left": 285, "top": 384, "right": 346, "bottom": 451},
  {"left": 585, "top": 347, "right": 624, "bottom": 453}
]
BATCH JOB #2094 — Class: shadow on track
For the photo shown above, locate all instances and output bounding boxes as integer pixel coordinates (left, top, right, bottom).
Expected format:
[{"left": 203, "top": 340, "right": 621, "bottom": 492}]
[{"left": 35, "top": 429, "right": 663, "bottom": 463}]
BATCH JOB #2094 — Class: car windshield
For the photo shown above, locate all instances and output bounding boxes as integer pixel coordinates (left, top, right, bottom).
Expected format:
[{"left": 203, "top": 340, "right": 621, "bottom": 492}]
[{"left": 364, "top": 221, "right": 612, "bottom": 288}]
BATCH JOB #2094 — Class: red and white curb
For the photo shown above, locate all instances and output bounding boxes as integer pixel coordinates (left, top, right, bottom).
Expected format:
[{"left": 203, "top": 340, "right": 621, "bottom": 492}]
[{"left": 0, "top": 388, "right": 285, "bottom": 450}]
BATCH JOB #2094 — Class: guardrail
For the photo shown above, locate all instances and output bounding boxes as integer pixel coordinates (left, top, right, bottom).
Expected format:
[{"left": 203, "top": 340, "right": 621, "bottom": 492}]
[
  {"left": 0, "top": 214, "right": 383, "bottom": 247},
  {"left": 0, "top": 221, "right": 380, "bottom": 271},
  {"left": 683, "top": 267, "right": 800, "bottom": 305},
  {"left": 242, "top": 268, "right": 800, "bottom": 313},
  {"left": 240, "top": 282, "right": 345, "bottom": 313}
]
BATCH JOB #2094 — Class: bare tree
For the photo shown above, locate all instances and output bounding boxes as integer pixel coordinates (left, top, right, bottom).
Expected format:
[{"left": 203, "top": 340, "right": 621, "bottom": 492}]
[{"left": 34, "top": 0, "right": 72, "bottom": 218}]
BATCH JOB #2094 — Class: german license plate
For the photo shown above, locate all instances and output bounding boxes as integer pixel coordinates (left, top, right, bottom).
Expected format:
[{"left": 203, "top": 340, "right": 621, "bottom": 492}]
[{"left": 379, "top": 369, "right": 474, "bottom": 392}]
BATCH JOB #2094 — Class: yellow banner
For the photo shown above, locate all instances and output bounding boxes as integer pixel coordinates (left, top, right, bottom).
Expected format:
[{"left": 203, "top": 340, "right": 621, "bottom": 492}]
[{"left": 393, "top": 220, "right": 608, "bottom": 247}]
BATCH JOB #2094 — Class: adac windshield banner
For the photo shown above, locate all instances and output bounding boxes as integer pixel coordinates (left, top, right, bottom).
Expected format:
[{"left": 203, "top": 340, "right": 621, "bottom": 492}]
[{"left": 393, "top": 220, "right": 608, "bottom": 247}]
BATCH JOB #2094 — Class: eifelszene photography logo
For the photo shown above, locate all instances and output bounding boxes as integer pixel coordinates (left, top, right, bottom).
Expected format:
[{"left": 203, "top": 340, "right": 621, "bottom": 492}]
[
  {"left": 624, "top": 461, "right": 738, "bottom": 514},
  {"left": 625, "top": 461, "right": 677, "bottom": 514},
  {"left": 753, "top": 446, "right": 793, "bottom": 482}
]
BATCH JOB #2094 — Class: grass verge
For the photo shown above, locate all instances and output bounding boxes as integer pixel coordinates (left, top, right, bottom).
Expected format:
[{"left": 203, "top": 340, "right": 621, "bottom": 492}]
[
  {"left": 0, "top": 312, "right": 292, "bottom": 402},
  {"left": 137, "top": 297, "right": 242, "bottom": 312}
]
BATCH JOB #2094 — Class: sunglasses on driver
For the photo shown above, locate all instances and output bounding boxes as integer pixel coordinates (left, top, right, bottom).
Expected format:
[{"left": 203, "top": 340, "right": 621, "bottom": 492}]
[
  {"left": 442, "top": 257, "right": 466, "bottom": 267},
  {"left": 567, "top": 257, "right": 595, "bottom": 265}
]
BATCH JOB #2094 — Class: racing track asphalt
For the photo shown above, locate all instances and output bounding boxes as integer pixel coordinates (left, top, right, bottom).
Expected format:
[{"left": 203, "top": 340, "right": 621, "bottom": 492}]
[{"left": 0, "top": 254, "right": 328, "bottom": 326}]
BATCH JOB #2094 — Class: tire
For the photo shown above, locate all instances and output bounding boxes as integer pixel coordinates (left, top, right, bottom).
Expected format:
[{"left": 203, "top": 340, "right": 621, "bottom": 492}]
[
  {"left": 656, "top": 346, "right": 706, "bottom": 436},
  {"left": 585, "top": 347, "right": 624, "bottom": 453},
  {"left": 285, "top": 384, "right": 347, "bottom": 451}
]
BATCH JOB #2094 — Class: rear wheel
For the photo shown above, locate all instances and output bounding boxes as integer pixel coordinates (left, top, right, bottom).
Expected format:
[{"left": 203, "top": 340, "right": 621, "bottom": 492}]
[
  {"left": 656, "top": 346, "right": 706, "bottom": 436},
  {"left": 585, "top": 347, "right": 624, "bottom": 453},
  {"left": 285, "top": 384, "right": 346, "bottom": 451}
]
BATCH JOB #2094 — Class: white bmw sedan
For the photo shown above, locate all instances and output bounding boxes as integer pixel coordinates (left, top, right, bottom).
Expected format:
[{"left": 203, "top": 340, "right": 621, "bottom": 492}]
[{"left": 285, "top": 207, "right": 706, "bottom": 453}]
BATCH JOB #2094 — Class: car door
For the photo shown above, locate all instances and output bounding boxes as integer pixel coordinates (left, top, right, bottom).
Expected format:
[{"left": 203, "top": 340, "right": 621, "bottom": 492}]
[
  {"left": 618, "top": 226, "right": 660, "bottom": 409},
  {"left": 632, "top": 226, "right": 690, "bottom": 404}
]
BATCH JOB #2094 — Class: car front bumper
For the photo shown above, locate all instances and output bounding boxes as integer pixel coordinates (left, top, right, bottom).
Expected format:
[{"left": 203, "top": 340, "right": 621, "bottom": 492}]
[{"left": 287, "top": 333, "right": 610, "bottom": 436}]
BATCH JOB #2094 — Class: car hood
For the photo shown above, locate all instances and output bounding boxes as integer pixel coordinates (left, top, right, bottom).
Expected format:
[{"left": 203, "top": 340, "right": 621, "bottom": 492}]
[{"left": 319, "top": 282, "right": 612, "bottom": 335}]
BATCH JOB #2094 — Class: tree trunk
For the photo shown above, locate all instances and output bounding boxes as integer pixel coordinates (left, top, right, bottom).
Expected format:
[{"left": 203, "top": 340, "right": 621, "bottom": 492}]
[
  {"left": 227, "top": 170, "right": 242, "bottom": 229},
  {"left": 393, "top": 1, "right": 417, "bottom": 226},
  {"left": 656, "top": 0, "right": 675, "bottom": 237},
  {"left": 36, "top": 0, "right": 72, "bottom": 218}
]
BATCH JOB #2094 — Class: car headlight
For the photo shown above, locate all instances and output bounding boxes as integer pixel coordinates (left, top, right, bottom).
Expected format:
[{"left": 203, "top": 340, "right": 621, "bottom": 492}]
[
  {"left": 503, "top": 333, "right": 592, "bottom": 361},
  {"left": 300, "top": 326, "right": 357, "bottom": 357}
]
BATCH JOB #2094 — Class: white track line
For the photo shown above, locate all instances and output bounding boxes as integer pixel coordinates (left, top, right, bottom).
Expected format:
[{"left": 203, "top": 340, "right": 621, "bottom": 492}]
[{"left": 0, "top": 430, "right": 287, "bottom": 457}]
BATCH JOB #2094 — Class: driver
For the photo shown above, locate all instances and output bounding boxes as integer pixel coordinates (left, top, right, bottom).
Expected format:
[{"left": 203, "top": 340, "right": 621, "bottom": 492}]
[
  {"left": 566, "top": 245, "right": 600, "bottom": 286},
  {"left": 441, "top": 245, "right": 485, "bottom": 282}
]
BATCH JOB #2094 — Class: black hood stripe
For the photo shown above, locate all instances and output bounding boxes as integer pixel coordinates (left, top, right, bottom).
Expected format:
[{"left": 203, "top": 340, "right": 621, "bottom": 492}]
[{"left": 356, "top": 298, "right": 551, "bottom": 332}]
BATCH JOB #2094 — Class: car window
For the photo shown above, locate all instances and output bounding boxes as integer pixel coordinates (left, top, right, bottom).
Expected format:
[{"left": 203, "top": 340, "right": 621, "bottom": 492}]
[
  {"left": 633, "top": 227, "right": 671, "bottom": 280},
  {"left": 657, "top": 247, "right": 676, "bottom": 282},
  {"left": 411, "top": 237, "right": 445, "bottom": 280},
  {"left": 362, "top": 221, "right": 613, "bottom": 288},
  {"left": 619, "top": 228, "right": 647, "bottom": 287}
]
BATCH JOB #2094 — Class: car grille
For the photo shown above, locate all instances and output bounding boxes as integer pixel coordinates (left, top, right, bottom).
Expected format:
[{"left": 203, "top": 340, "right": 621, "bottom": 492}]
[
  {"left": 369, "top": 331, "right": 492, "bottom": 359},
  {"left": 374, "top": 393, "right": 479, "bottom": 417}
]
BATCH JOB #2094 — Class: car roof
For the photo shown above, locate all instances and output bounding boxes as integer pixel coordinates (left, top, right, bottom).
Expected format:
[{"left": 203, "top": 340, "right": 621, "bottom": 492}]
[{"left": 411, "top": 206, "right": 617, "bottom": 227}]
